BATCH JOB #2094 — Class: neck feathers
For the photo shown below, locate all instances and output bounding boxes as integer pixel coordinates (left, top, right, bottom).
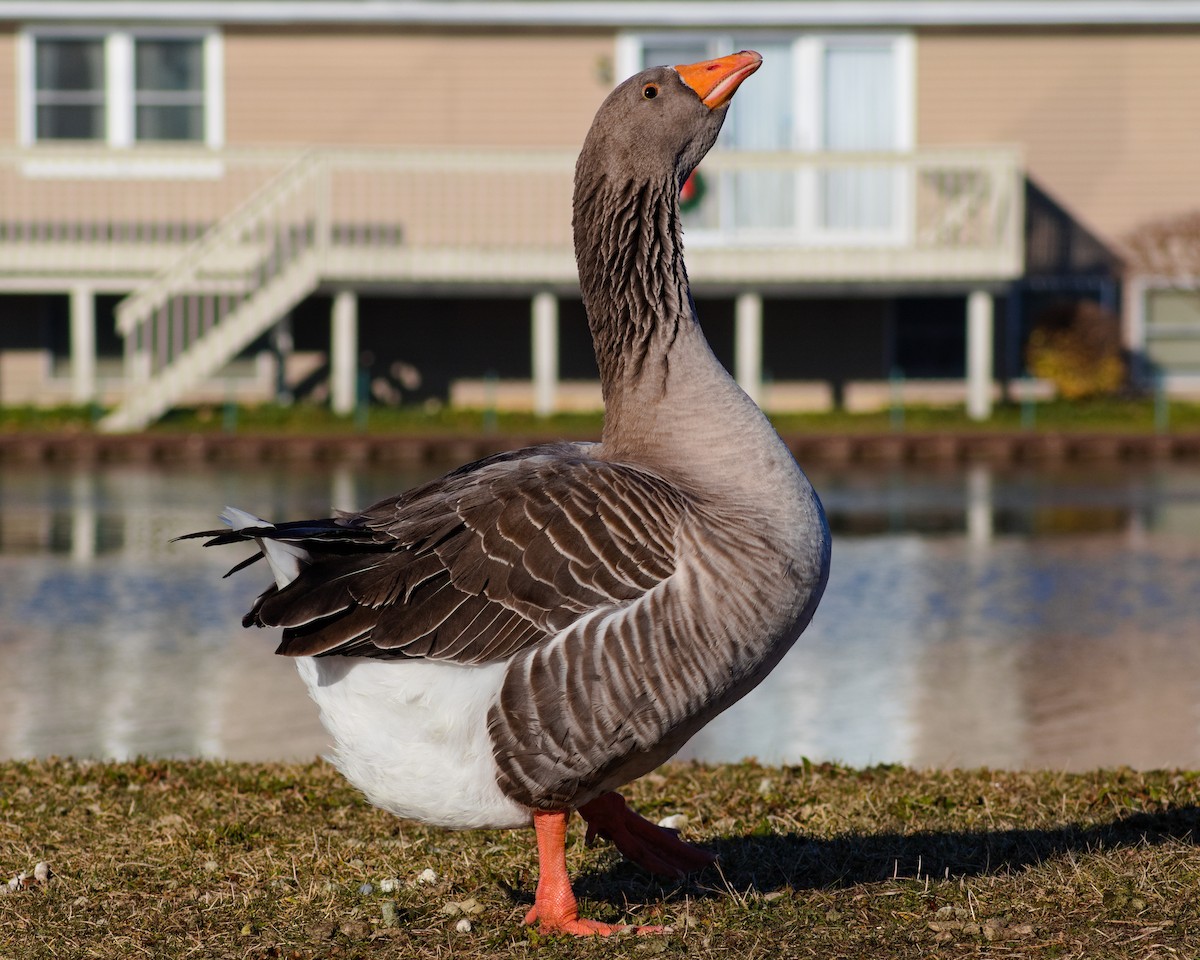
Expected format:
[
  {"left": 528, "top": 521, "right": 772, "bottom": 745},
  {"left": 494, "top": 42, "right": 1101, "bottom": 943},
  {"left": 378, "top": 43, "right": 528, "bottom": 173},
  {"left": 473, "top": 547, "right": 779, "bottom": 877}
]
[{"left": 573, "top": 174, "right": 692, "bottom": 395}]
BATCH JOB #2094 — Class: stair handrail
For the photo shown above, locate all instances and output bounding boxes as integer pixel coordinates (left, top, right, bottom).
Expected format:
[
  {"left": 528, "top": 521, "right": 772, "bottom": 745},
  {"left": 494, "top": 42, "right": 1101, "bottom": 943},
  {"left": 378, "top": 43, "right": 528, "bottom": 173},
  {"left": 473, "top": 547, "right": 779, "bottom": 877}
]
[{"left": 114, "top": 149, "right": 326, "bottom": 337}]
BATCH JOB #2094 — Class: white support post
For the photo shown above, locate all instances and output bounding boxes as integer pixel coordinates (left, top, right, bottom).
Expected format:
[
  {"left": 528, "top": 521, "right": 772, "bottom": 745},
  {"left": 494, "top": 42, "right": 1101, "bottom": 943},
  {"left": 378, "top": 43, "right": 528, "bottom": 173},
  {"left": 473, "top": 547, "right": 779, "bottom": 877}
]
[
  {"left": 331, "top": 290, "right": 358, "bottom": 416},
  {"left": 70, "top": 284, "right": 96, "bottom": 405},
  {"left": 735, "top": 291, "right": 763, "bottom": 407},
  {"left": 965, "top": 463, "right": 994, "bottom": 548},
  {"left": 966, "top": 289, "right": 994, "bottom": 421},
  {"left": 105, "top": 33, "right": 134, "bottom": 148},
  {"left": 531, "top": 290, "right": 558, "bottom": 417}
]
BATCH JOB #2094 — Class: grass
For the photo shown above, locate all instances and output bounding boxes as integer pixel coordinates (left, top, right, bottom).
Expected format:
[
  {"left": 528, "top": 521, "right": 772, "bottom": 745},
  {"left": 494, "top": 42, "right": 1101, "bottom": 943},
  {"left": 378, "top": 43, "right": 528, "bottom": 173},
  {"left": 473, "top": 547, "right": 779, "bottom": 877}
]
[
  {"left": 2, "top": 759, "right": 1198, "bottom": 958},
  {"left": 3, "top": 396, "right": 1200, "bottom": 437}
]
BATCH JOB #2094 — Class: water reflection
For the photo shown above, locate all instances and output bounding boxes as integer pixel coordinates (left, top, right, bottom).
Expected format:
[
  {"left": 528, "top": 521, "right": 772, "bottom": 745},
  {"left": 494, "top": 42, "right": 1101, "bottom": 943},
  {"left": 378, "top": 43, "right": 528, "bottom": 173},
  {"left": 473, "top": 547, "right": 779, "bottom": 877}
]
[{"left": 1, "top": 461, "right": 1198, "bottom": 769}]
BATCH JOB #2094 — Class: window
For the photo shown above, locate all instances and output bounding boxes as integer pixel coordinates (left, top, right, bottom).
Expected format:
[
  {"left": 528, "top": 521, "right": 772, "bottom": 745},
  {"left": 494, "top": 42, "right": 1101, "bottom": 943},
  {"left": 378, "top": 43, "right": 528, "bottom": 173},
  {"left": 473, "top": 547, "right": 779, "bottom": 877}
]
[
  {"left": 135, "top": 38, "right": 205, "bottom": 142},
  {"left": 618, "top": 32, "right": 913, "bottom": 242},
  {"left": 34, "top": 38, "right": 105, "bottom": 140},
  {"left": 1145, "top": 288, "right": 1200, "bottom": 377},
  {"left": 21, "top": 28, "right": 222, "bottom": 147}
]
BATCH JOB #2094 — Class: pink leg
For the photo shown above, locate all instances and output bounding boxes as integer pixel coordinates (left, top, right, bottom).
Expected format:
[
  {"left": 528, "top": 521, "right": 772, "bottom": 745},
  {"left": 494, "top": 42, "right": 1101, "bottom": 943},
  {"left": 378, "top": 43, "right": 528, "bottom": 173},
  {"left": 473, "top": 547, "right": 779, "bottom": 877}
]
[
  {"left": 524, "top": 809, "right": 662, "bottom": 937},
  {"left": 577, "top": 791, "right": 717, "bottom": 878}
]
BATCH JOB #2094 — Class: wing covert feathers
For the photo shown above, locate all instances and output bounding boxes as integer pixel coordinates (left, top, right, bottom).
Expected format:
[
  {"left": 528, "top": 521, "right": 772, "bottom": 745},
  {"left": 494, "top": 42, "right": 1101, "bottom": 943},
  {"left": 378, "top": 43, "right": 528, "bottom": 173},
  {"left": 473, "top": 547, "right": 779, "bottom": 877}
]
[{"left": 208, "top": 444, "right": 685, "bottom": 665}]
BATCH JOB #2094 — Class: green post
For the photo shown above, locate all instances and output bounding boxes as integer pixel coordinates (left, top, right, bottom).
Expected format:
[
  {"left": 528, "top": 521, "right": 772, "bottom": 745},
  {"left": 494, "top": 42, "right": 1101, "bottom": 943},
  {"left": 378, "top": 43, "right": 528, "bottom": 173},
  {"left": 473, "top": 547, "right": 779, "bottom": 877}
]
[
  {"left": 223, "top": 380, "right": 238, "bottom": 434},
  {"left": 889, "top": 367, "right": 904, "bottom": 433},
  {"left": 355, "top": 369, "right": 369, "bottom": 432},
  {"left": 1020, "top": 378, "right": 1036, "bottom": 431},
  {"left": 1154, "top": 368, "right": 1169, "bottom": 435},
  {"left": 483, "top": 369, "right": 498, "bottom": 435}
]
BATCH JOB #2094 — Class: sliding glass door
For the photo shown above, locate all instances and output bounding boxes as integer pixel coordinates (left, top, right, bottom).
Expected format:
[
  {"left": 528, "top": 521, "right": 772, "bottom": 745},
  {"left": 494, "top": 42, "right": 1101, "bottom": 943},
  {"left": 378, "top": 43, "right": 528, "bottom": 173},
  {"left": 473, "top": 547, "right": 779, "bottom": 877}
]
[
  {"left": 819, "top": 38, "right": 901, "bottom": 237},
  {"left": 626, "top": 32, "right": 911, "bottom": 244}
]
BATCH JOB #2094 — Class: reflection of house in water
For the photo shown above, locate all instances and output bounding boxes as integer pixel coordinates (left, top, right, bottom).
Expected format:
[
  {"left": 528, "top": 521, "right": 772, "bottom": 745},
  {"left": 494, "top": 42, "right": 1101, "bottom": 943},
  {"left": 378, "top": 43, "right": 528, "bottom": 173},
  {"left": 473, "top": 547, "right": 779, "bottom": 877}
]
[
  {"left": 910, "top": 536, "right": 1200, "bottom": 771},
  {"left": 0, "top": 467, "right": 344, "bottom": 760},
  {"left": 2, "top": 464, "right": 1200, "bottom": 766},
  {"left": 1, "top": 3, "right": 1199, "bottom": 427},
  {"left": 649, "top": 465, "right": 1200, "bottom": 770},
  {"left": 678, "top": 536, "right": 930, "bottom": 767}
]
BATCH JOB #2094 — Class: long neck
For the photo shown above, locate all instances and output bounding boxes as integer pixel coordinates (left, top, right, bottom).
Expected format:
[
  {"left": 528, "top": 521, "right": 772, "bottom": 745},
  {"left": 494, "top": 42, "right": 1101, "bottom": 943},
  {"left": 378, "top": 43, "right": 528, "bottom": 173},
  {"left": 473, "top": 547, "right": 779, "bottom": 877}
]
[
  {"left": 573, "top": 171, "right": 793, "bottom": 494},
  {"left": 573, "top": 174, "right": 689, "bottom": 399}
]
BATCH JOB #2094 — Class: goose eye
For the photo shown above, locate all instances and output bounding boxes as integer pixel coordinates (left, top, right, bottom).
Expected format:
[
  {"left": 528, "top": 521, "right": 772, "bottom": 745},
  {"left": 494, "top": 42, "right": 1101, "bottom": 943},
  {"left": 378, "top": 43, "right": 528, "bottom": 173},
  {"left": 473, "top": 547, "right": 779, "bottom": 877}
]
[{"left": 642, "top": 84, "right": 659, "bottom": 100}]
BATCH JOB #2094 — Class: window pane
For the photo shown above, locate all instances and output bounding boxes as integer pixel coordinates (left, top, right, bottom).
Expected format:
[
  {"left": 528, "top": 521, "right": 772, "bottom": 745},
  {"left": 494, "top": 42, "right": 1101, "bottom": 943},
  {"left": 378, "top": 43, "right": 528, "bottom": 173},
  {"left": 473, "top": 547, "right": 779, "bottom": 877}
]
[
  {"left": 136, "top": 104, "right": 203, "bottom": 141},
  {"left": 36, "top": 38, "right": 104, "bottom": 92},
  {"left": 136, "top": 39, "right": 203, "bottom": 92},
  {"left": 726, "top": 40, "right": 794, "bottom": 229},
  {"left": 1147, "top": 337, "right": 1200, "bottom": 370},
  {"left": 1147, "top": 290, "right": 1200, "bottom": 329},
  {"left": 37, "top": 104, "right": 105, "bottom": 140},
  {"left": 641, "top": 41, "right": 710, "bottom": 71},
  {"left": 823, "top": 43, "right": 895, "bottom": 150},
  {"left": 821, "top": 42, "right": 898, "bottom": 232}
]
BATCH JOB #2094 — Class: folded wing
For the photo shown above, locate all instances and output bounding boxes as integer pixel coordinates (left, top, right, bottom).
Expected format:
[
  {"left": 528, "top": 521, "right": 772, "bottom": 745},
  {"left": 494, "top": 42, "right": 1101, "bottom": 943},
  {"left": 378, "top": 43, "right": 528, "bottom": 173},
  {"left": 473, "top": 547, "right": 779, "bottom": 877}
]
[{"left": 189, "top": 443, "right": 688, "bottom": 664}]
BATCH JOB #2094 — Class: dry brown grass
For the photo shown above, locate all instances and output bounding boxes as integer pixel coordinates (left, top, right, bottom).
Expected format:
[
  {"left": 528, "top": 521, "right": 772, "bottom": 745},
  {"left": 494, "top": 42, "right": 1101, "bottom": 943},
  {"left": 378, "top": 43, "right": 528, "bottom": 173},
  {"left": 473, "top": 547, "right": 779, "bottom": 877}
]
[{"left": 2, "top": 759, "right": 1198, "bottom": 959}]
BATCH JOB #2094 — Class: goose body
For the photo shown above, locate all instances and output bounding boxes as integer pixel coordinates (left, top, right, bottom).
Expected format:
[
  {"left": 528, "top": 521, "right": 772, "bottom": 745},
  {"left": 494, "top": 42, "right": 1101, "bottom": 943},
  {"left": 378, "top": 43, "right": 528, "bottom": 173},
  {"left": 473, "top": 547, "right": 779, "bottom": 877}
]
[{"left": 190, "top": 50, "right": 830, "bottom": 936}]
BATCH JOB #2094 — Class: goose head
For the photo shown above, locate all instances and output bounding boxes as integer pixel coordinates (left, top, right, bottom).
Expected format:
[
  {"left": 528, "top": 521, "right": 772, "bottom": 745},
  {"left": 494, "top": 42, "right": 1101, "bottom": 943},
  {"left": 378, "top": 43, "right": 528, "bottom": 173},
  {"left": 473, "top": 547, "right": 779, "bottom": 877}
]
[
  {"left": 572, "top": 50, "right": 762, "bottom": 423},
  {"left": 577, "top": 50, "right": 762, "bottom": 190}
]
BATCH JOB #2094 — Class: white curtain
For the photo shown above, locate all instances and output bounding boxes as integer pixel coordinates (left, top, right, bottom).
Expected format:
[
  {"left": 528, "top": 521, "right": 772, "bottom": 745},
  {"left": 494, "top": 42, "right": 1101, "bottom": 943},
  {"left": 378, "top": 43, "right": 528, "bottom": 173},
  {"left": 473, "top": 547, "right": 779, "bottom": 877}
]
[
  {"left": 726, "top": 40, "right": 794, "bottom": 229},
  {"left": 821, "top": 41, "right": 896, "bottom": 232}
]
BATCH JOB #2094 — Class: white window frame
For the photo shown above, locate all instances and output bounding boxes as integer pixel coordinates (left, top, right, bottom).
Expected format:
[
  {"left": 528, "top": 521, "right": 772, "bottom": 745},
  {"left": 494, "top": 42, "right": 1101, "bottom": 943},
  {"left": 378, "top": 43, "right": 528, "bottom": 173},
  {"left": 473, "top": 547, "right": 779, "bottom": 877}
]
[
  {"left": 18, "top": 26, "right": 224, "bottom": 149},
  {"left": 616, "top": 31, "right": 915, "bottom": 247},
  {"left": 1135, "top": 278, "right": 1200, "bottom": 388}
]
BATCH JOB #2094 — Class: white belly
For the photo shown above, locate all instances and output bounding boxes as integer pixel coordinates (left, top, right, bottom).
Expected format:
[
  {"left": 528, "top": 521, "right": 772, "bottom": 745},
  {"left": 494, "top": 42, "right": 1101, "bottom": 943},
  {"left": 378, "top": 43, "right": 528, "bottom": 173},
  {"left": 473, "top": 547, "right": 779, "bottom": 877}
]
[{"left": 295, "top": 656, "right": 531, "bottom": 830}]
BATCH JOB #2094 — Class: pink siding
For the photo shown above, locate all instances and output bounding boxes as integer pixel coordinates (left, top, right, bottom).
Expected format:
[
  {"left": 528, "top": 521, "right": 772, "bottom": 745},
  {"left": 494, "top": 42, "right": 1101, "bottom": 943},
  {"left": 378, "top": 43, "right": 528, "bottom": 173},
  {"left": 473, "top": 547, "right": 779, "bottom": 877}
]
[
  {"left": 919, "top": 28, "right": 1200, "bottom": 246},
  {"left": 224, "top": 28, "right": 615, "bottom": 148}
]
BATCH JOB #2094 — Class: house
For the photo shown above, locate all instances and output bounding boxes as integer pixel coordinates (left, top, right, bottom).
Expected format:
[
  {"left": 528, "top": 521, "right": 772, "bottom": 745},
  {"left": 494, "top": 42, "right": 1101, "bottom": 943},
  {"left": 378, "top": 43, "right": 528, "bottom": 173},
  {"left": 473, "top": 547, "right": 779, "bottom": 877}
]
[{"left": 0, "top": 1, "right": 1197, "bottom": 430}]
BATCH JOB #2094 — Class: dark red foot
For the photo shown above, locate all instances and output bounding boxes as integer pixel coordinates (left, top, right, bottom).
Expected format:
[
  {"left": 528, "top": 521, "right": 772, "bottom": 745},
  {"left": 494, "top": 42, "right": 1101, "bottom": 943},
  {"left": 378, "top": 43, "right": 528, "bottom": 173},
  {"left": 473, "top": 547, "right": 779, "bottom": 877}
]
[{"left": 577, "top": 791, "right": 717, "bottom": 879}]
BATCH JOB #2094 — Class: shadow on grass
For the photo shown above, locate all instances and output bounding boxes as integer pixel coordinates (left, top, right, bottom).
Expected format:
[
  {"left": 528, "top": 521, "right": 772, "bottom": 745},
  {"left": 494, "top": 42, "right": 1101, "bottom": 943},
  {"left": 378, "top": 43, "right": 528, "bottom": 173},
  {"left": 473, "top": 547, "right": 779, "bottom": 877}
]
[{"left": 574, "top": 804, "right": 1200, "bottom": 903}]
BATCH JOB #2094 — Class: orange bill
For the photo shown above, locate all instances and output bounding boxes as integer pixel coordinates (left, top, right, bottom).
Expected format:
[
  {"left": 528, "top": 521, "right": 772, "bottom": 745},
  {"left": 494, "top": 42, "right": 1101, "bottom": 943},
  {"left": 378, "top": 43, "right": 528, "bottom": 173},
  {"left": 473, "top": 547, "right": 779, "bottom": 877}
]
[{"left": 674, "top": 50, "right": 763, "bottom": 109}]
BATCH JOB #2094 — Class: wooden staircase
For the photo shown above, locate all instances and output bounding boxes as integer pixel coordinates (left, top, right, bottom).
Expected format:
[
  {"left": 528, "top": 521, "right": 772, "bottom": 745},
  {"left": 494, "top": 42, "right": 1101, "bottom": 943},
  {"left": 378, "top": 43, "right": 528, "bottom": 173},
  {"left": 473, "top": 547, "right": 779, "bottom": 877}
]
[{"left": 99, "top": 154, "right": 328, "bottom": 432}]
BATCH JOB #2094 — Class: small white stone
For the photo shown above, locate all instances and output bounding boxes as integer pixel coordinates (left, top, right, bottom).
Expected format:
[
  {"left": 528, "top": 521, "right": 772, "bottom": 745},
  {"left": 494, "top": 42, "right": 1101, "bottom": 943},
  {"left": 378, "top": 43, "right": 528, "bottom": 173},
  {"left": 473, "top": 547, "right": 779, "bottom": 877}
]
[
  {"left": 379, "top": 877, "right": 398, "bottom": 893},
  {"left": 33, "top": 862, "right": 50, "bottom": 883},
  {"left": 758, "top": 778, "right": 774, "bottom": 796},
  {"left": 203, "top": 860, "right": 219, "bottom": 873},
  {"left": 455, "top": 918, "right": 472, "bottom": 933},
  {"left": 657, "top": 814, "right": 689, "bottom": 831},
  {"left": 416, "top": 868, "right": 438, "bottom": 885},
  {"left": 8, "top": 874, "right": 25, "bottom": 892},
  {"left": 441, "top": 897, "right": 484, "bottom": 917},
  {"left": 358, "top": 882, "right": 374, "bottom": 896}
]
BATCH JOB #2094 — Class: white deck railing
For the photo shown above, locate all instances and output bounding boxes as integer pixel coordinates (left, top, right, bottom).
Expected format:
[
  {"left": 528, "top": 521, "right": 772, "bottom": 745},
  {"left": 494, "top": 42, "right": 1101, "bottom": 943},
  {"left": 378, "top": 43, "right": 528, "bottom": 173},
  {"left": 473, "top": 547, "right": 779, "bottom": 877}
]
[
  {"left": 0, "top": 145, "right": 1023, "bottom": 428},
  {"left": 0, "top": 144, "right": 1023, "bottom": 286}
]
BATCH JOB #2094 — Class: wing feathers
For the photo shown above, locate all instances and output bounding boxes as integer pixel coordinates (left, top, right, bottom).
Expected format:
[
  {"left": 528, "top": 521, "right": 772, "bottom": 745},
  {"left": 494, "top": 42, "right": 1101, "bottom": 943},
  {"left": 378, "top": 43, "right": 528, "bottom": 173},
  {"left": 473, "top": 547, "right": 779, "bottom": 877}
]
[{"left": 207, "top": 443, "right": 687, "bottom": 666}]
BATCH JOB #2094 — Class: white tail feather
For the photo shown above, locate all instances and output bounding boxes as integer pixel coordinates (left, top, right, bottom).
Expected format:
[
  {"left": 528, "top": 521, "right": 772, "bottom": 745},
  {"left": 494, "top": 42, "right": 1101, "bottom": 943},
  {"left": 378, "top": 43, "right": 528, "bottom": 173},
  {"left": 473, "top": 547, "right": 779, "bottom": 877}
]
[{"left": 220, "top": 506, "right": 309, "bottom": 589}]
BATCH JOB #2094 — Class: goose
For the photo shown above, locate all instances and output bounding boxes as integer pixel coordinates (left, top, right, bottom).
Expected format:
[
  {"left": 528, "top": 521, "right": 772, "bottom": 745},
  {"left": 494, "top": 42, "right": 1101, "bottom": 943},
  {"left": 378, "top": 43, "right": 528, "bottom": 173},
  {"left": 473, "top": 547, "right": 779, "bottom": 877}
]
[{"left": 186, "top": 49, "right": 830, "bottom": 937}]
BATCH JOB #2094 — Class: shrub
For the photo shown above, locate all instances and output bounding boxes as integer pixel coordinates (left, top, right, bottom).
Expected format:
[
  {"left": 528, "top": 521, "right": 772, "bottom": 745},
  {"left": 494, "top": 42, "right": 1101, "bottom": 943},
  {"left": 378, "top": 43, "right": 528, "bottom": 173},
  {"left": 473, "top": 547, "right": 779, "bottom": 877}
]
[{"left": 1026, "top": 300, "right": 1126, "bottom": 399}]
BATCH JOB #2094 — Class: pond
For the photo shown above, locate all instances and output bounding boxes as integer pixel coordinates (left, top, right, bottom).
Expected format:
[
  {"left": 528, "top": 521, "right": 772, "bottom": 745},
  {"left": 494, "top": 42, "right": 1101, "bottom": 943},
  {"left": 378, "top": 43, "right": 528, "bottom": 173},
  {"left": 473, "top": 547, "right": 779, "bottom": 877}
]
[{"left": 1, "top": 458, "right": 1198, "bottom": 771}]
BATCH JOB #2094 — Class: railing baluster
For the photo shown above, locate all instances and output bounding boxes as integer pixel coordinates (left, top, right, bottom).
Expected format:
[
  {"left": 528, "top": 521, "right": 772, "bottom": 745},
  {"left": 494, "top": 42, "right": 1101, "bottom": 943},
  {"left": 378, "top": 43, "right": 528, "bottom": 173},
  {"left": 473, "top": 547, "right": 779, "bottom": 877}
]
[
  {"left": 155, "top": 306, "right": 167, "bottom": 375},
  {"left": 63, "top": 144, "right": 1021, "bottom": 430}
]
